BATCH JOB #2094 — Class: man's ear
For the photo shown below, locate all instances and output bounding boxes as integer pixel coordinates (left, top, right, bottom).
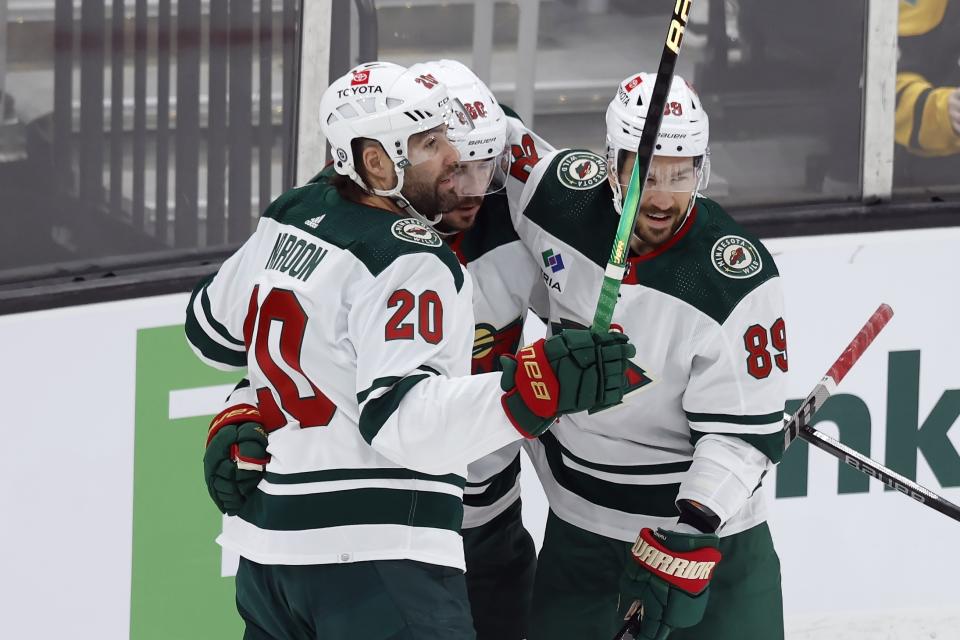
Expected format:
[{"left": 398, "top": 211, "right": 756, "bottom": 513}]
[{"left": 361, "top": 144, "right": 397, "bottom": 190}]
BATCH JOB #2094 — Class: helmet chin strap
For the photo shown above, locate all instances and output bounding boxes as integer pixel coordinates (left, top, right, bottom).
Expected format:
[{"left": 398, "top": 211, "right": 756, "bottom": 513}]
[
  {"left": 350, "top": 163, "right": 444, "bottom": 228},
  {"left": 611, "top": 179, "right": 626, "bottom": 216},
  {"left": 432, "top": 222, "right": 459, "bottom": 238}
]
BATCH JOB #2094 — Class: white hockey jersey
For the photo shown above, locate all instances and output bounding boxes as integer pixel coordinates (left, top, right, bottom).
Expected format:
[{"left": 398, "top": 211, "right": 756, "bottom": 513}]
[
  {"left": 512, "top": 149, "right": 789, "bottom": 542},
  {"left": 456, "top": 112, "right": 555, "bottom": 528},
  {"left": 185, "top": 181, "right": 525, "bottom": 570}
]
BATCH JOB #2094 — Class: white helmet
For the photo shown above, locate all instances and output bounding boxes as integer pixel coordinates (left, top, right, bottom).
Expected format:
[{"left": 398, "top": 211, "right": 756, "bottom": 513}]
[
  {"left": 605, "top": 73, "right": 710, "bottom": 213},
  {"left": 422, "top": 59, "right": 510, "bottom": 197},
  {"left": 319, "top": 61, "right": 473, "bottom": 224}
]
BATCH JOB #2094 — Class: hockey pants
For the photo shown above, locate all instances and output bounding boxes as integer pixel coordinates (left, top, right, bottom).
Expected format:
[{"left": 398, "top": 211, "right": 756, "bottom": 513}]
[
  {"left": 462, "top": 499, "right": 537, "bottom": 640},
  {"left": 235, "top": 557, "right": 476, "bottom": 640},
  {"left": 528, "top": 511, "right": 784, "bottom": 640}
]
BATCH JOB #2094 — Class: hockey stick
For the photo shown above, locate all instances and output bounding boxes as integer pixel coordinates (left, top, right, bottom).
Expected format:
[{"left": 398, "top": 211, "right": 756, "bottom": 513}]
[
  {"left": 592, "top": 0, "right": 693, "bottom": 332},
  {"left": 786, "top": 304, "right": 960, "bottom": 523},
  {"left": 613, "top": 304, "right": 960, "bottom": 639}
]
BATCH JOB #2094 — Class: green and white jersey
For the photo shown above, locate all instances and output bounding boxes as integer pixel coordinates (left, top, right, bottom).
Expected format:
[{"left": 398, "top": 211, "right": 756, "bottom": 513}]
[
  {"left": 455, "top": 113, "right": 554, "bottom": 528},
  {"left": 185, "top": 181, "right": 523, "bottom": 570},
  {"left": 513, "top": 149, "right": 789, "bottom": 542}
]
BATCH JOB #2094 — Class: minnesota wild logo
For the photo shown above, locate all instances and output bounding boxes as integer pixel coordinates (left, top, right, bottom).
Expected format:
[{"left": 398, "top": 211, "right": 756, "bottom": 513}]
[
  {"left": 473, "top": 319, "right": 524, "bottom": 374},
  {"left": 711, "top": 235, "right": 761, "bottom": 279},
  {"left": 557, "top": 151, "right": 607, "bottom": 190},
  {"left": 391, "top": 218, "right": 442, "bottom": 247}
]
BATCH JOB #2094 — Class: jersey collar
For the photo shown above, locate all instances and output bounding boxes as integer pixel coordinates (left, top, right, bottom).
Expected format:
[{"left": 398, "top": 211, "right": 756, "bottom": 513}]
[
  {"left": 444, "top": 232, "right": 468, "bottom": 265},
  {"left": 622, "top": 204, "right": 699, "bottom": 283}
]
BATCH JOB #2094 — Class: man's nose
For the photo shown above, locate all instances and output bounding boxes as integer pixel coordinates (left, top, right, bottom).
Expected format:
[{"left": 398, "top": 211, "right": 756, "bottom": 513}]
[
  {"left": 645, "top": 190, "right": 674, "bottom": 209},
  {"left": 441, "top": 138, "right": 460, "bottom": 167}
]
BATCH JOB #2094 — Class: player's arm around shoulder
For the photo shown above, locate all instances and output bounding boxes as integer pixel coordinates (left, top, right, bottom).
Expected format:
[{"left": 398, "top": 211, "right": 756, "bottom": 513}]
[
  {"left": 514, "top": 148, "right": 575, "bottom": 214},
  {"left": 513, "top": 147, "right": 610, "bottom": 235},
  {"left": 348, "top": 229, "right": 637, "bottom": 477},
  {"left": 347, "top": 241, "right": 523, "bottom": 476}
]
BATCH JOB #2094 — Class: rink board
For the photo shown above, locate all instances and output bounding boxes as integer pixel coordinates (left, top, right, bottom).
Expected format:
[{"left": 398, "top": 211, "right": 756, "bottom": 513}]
[{"left": 3, "top": 226, "right": 959, "bottom": 639}]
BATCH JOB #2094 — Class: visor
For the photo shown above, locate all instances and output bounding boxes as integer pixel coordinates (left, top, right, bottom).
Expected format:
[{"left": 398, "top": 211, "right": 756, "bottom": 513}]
[
  {"left": 453, "top": 147, "right": 511, "bottom": 197},
  {"left": 611, "top": 149, "right": 710, "bottom": 193},
  {"left": 405, "top": 98, "right": 475, "bottom": 167}
]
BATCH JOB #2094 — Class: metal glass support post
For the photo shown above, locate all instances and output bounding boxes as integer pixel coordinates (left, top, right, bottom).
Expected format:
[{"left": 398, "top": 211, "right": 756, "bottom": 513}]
[
  {"left": 473, "top": 0, "right": 494, "bottom": 85},
  {"left": 0, "top": 0, "right": 8, "bottom": 106},
  {"left": 227, "top": 0, "right": 254, "bottom": 242},
  {"left": 514, "top": 0, "right": 540, "bottom": 126},
  {"left": 860, "top": 0, "right": 898, "bottom": 202},
  {"left": 295, "top": 0, "right": 332, "bottom": 185}
]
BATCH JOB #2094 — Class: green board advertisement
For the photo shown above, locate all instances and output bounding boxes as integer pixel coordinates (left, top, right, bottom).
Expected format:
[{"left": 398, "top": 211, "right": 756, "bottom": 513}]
[
  {"left": 130, "top": 325, "right": 243, "bottom": 639},
  {"left": 125, "top": 326, "right": 960, "bottom": 638}
]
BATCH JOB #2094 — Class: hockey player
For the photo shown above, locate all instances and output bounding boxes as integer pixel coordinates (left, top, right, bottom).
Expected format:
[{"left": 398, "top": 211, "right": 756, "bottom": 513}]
[
  {"left": 423, "top": 60, "right": 552, "bottom": 640},
  {"left": 511, "top": 73, "right": 788, "bottom": 640},
  {"left": 188, "top": 61, "right": 635, "bottom": 639},
  {"left": 203, "top": 59, "right": 554, "bottom": 640}
]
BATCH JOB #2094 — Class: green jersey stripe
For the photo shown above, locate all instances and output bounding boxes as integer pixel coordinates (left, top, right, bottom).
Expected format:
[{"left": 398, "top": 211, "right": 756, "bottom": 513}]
[
  {"left": 359, "top": 374, "right": 431, "bottom": 444},
  {"left": 240, "top": 487, "right": 464, "bottom": 532},
  {"left": 418, "top": 364, "right": 441, "bottom": 376},
  {"left": 356, "top": 375, "right": 404, "bottom": 406},
  {"left": 690, "top": 428, "right": 786, "bottom": 464},
  {"left": 264, "top": 467, "right": 465, "bottom": 488},
  {"left": 356, "top": 366, "right": 438, "bottom": 406},
  {"left": 198, "top": 277, "right": 245, "bottom": 347},
  {"left": 540, "top": 432, "right": 692, "bottom": 476},
  {"left": 463, "top": 454, "right": 521, "bottom": 509},
  {"left": 184, "top": 306, "right": 246, "bottom": 368},
  {"left": 685, "top": 410, "right": 784, "bottom": 425},
  {"left": 541, "top": 432, "right": 681, "bottom": 517}
]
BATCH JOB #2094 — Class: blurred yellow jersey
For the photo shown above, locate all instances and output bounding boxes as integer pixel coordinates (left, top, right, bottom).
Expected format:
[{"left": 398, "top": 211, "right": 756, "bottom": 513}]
[{"left": 896, "top": 0, "right": 960, "bottom": 157}]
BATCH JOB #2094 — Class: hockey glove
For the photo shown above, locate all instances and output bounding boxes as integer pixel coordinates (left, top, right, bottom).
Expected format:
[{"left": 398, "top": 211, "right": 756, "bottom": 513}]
[
  {"left": 499, "top": 329, "right": 635, "bottom": 437},
  {"left": 203, "top": 404, "right": 270, "bottom": 516},
  {"left": 619, "top": 527, "right": 722, "bottom": 640}
]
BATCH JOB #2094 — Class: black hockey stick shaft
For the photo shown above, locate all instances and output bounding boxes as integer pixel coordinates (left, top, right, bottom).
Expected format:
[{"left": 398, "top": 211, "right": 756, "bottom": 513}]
[
  {"left": 593, "top": 0, "right": 694, "bottom": 331},
  {"left": 799, "top": 424, "right": 960, "bottom": 522},
  {"left": 607, "top": 4, "right": 695, "bottom": 637}
]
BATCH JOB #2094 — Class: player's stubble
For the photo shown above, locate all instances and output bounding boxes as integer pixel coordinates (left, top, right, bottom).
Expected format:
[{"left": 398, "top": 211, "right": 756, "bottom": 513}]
[
  {"left": 403, "top": 162, "right": 461, "bottom": 220},
  {"left": 438, "top": 195, "right": 484, "bottom": 233}
]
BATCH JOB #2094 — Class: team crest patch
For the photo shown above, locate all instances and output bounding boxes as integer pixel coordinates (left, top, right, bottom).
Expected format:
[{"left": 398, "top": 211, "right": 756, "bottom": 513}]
[
  {"left": 473, "top": 324, "right": 496, "bottom": 360},
  {"left": 557, "top": 151, "right": 607, "bottom": 190},
  {"left": 391, "top": 219, "right": 442, "bottom": 247},
  {"left": 711, "top": 235, "right": 762, "bottom": 279}
]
